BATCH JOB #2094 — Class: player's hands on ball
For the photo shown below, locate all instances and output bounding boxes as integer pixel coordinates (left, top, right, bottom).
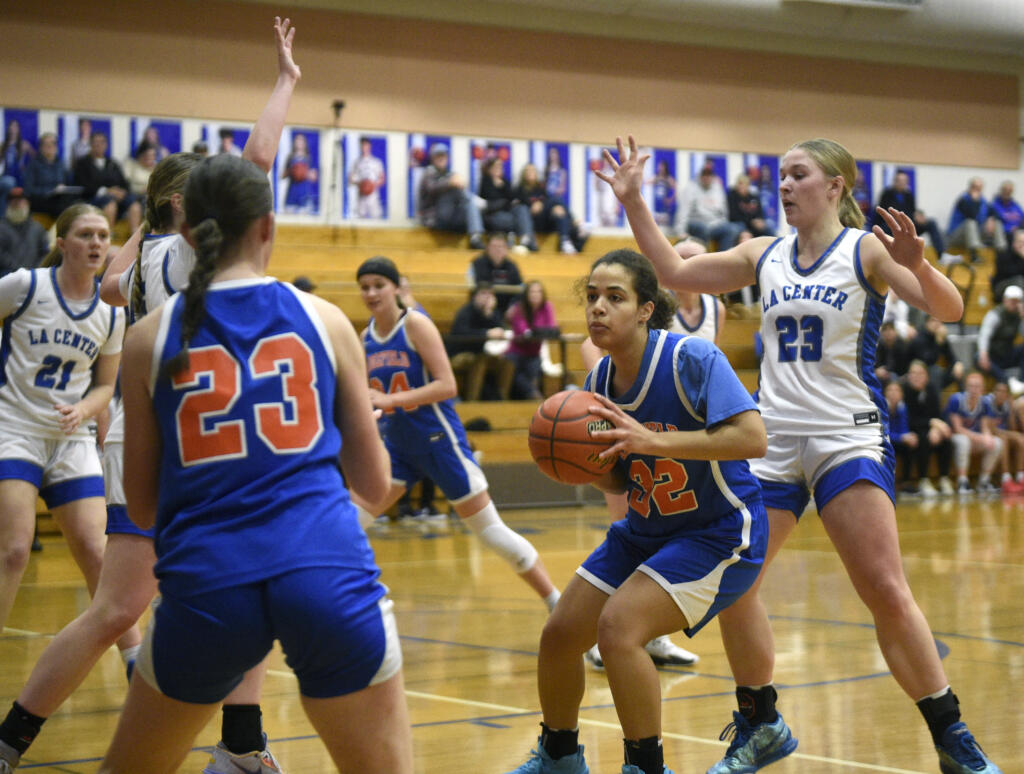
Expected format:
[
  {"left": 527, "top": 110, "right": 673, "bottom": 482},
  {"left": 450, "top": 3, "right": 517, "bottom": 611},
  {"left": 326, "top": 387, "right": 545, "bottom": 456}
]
[
  {"left": 55, "top": 403, "right": 84, "bottom": 435},
  {"left": 588, "top": 393, "right": 655, "bottom": 459}
]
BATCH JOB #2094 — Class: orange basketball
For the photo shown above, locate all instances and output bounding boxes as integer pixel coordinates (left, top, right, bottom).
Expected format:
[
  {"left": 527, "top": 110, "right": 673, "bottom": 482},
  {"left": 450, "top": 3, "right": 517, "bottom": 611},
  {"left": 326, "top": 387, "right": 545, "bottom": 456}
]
[
  {"left": 528, "top": 390, "right": 616, "bottom": 484},
  {"left": 291, "top": 161, "right": 309, "bottom": 182},
  {"left": 359, "top": 179, "right": 376, "bottom": 196}
]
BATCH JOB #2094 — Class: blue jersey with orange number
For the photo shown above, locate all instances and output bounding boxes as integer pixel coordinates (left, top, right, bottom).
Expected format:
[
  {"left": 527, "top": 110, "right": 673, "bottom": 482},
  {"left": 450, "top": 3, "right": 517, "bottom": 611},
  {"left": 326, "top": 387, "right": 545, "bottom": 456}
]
[
  {"left": 150, "top": 278, "right": 379, "bottom": 598},
  {"left": 363, "top": 310, "right": 470, "bottom": 450},
  {"left": 585, "top": 329, "right": 762, "bottom": 537}
]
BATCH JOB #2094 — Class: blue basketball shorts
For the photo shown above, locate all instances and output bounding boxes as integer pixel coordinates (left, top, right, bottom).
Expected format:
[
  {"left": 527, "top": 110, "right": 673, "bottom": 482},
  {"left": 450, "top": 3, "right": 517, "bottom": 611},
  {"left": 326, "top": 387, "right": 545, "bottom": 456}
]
[
  {"left": 387, "top": 428, "right": 487, "bottom": 504},
  {"left": 577, "top": 504, "right": 767, "bottom": 636},
  {"left": 134, "top": 567, "right": 402, "bottom": 703},
  {"left": 748, "top": 429, "right": 895, "bottom": 518},
  {"left": 0, "top": 434, "right": 104, "bottom": 508}
]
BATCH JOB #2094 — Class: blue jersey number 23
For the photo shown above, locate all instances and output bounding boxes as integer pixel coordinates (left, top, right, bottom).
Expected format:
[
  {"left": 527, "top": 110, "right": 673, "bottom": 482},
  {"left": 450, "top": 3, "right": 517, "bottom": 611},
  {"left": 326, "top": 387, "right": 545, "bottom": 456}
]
[{"left": 776, "top": 315, "right": 823, "bottom": 362}]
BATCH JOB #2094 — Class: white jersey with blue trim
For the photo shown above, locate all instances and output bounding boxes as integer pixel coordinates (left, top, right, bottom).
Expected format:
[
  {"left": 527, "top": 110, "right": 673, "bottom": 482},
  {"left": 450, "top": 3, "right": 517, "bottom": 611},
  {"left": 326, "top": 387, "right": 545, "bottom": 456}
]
[
  {"left": 108, "top": 233, "right": 195, "bottom": 446},
  {"left": 0, "top": 267, "right": 123, "bottom": 439},
  {"left": 756, "top": 227, "right": 887, "bottom": 435},
  {"left": 668, "top": 293, "right": 718, "bottom": 342}
]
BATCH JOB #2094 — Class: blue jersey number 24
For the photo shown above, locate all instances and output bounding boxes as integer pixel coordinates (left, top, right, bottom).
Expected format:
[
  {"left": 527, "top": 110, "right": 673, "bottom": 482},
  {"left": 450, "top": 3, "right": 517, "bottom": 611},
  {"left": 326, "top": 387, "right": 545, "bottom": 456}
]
[{"left": 776, "top": 315, "right": 823, "bottom": 362}]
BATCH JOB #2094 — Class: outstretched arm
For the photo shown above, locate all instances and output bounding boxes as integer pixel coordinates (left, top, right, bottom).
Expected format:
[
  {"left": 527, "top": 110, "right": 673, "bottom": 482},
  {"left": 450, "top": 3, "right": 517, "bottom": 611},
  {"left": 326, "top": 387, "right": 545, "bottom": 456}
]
[
  {"left": 242, "top": 16, "right": 301, "bottom": 174},
  {"left": 596, "top": 135, "right": 759, "bottom": 295},
  {"left": 99, "top": 226, "right": 144, "bottom": 306},
  {"left": 866, "top": 206, "right": 964, "bottom": 323}
]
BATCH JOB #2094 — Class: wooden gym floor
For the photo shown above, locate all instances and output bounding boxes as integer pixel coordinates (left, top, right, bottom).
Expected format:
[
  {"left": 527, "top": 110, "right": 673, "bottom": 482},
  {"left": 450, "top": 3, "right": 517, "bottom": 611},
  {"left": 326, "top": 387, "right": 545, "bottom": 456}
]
[{"left": 2, "top": 495, "right": 1022, "bottom": 773}]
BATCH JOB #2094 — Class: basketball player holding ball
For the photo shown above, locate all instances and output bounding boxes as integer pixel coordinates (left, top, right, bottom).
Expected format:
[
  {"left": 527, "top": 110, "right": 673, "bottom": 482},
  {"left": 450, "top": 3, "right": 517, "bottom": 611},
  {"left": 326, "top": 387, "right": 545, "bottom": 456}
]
[{"left": 504, "top": 249, "right": 768, "bottom": 774}]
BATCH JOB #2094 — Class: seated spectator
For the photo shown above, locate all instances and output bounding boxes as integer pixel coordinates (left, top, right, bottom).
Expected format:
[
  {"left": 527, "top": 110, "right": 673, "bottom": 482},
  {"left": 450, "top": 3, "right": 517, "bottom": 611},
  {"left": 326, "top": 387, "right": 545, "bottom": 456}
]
[
  {"left": 505, "top": 280, "right": 559, "bottom": 400},
  {"left": 984, "top": 380, "right": 1024, "bottom": 494},
  {"left": 945, "top": 371, "right": 1002, "bottom": 495},
  {"left": 991, "top": 227, "right": 1024, "bottom": 302},
  {"left": 874, "top": 320, "right": 910, "bottom": 386},
  {"left": 876, "top": 170, "right": 946, "bottom": 257},
  {"left": 908, "top": 315, "right": 964, "bottom": 390},
  {"left": 976, "top": 283, "right": 1024, "bottom": 390},
  {"left": 990, "top": 180, "right": 1024, "bottom": 239},
  {"left": 674, "top": 162, "right": 743, "bottom": 250},
  {"left": 191, "top": 140, "right": 210, "bottom": 156},
  {"left": 72, "top": 131, "right": 142, "bottom": 232},
  {"left": 447, "top": 282, "right": 513, "bottom": 401},
  {"left": 417, "top": 143, "right": 484, "bottom": 248},
  {"left": 22, "top": 132, "right": 82, "bottom": 218},
  {"left": 727, "top": 173, "right": 774, "bottom": 238},
  {"left": 902, "top": 360, "right": 954, "bottom": 496},
  {"left": 513, "top": 163, "right": 583, "bottom": 254},
  {"left": 0, "top": 188, "right": 48, "bottom": 277},
  {"left": 123, "top": 141, "right": 157, "bottom": 197},
  {"left": 217, "top": 127, "right": 243, "bottom": 156},
  {"left": 141, "top": 125, "right": 171, "bottom": 161},
  {"left": 468, "top": 233, "right": 524, "bottom": 315},
  {"left": 479, "top": 157, "right": 535, "bottom": 252},
  {"left": 946, "top": 176, "right": 1007, "bottom": 262},
  {"left": 883, "top": 290, "right": 918, "bottom": 339}
]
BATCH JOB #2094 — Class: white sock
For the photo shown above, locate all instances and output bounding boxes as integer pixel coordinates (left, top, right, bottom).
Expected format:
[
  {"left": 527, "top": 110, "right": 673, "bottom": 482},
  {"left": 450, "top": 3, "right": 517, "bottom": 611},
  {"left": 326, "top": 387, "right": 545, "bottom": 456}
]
[
  {"left": 544, "top": 589, "right": 561, "bottom": 612},
  {"left": 120, "top": 644, "right": 141, "bottom": 666}
]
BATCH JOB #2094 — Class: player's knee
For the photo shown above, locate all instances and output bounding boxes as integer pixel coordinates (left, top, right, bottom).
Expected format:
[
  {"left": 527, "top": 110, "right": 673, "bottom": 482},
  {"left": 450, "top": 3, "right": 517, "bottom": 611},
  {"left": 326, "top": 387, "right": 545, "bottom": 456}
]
[
  {"left": 0, "top": 540, "right": 32, "bottom": 576},
  {"left": 479, "top": 523, "right": 538, "bottom": 573},
  {"left": 464, "top": 503, "right": 538, "bottom": 573},
  {"left": 91, "top": 601, "right": 142, "bottom": 640},
  {"left": 540, "top": 610, "right": 586, "bottom": 655},
  {"left": 595, "top": 604, "right": 643, "bottom": 657}
]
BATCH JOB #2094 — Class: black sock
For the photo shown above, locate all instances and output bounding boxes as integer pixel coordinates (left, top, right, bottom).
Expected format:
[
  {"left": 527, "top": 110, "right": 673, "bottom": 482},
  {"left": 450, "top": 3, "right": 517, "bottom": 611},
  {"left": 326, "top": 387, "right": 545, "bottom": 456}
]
[
  {"left": 917, "top": 689, "right": 961, "bottom": 746},
  {"left": 624, "top": 735, "right": 663, "bottom": 774},
  {"left": 221, "top": 704, "right": 265, "bottom": 755},
  {"left": 0, "top": 702, "right": 47, "bottom": 756},
  {"left": 539, "top": 722, "right": 578, "bottom": 760},
  {"left": 736, "top": 685, "right": 778, "bottom": 725}
]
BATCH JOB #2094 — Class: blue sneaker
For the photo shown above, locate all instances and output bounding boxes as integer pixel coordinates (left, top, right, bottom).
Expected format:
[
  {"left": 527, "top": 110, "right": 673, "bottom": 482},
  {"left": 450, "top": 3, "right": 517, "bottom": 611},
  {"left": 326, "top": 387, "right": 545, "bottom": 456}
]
[
  {"left": 706, "top": 712, "right": 797, "bottom": 773},
  {"left": 622, "top": 765, "right": 675, "bottom": 773},
  {"left": 936, "top": 723, "right": 1002, "bottom": 773},
  {"left": 505, "top": 741, "right": 589, "bottom": 774}
]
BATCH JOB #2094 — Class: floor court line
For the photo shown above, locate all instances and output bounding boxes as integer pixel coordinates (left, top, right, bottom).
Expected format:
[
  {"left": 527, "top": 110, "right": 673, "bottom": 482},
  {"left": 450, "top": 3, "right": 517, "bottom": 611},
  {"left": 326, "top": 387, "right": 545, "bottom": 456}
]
[{"left": 270, "top": 670, "right": 928, "bottom": 773}]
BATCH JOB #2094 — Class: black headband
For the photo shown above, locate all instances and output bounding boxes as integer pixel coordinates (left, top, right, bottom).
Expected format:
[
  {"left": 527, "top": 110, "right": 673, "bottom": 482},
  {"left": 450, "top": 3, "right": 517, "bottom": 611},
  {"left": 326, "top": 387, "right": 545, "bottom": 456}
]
[{"left": 356, "top": 256, "right": 400, "bottom": 286}]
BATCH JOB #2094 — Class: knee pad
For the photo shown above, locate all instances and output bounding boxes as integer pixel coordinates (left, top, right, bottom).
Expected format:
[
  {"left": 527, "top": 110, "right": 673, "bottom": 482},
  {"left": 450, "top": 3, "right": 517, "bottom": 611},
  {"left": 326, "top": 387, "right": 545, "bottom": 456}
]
[{"left": 464, "top": 503, "right": 538, "bottom": 573}]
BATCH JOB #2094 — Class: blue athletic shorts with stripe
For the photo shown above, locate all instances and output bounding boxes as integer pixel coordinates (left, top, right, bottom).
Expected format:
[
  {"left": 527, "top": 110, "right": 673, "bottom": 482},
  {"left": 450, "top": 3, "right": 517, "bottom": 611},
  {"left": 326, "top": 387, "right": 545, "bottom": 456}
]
[
  {"left": 577, "top": 503, "right": 767, "bottom": 636},
  {"left": 102, "top": 441, "right": 153, "bottom": 538},
  {"left": 0, "top": 434, "right": 104, "bottom": 508},
  {"left": 386, "top": 430, "right": 487, "bottom": 505},
  {"left": 134, "top": 566, "right": 402, "bottom": 703}
]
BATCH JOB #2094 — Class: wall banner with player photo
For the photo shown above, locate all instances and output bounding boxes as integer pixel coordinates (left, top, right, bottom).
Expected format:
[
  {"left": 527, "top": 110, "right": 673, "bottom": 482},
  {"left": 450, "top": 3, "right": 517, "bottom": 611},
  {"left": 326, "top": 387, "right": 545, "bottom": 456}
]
[
  {"left": 275, "top": 127, "right": 321, "bottom": 215},
  {"left": 585, "top": 145, "right": 623, "bottom": 228},
  {"left": 854, "top": 159, "right": 873, "bottom": 227},
  {"left": 343, "top": 133, "right": 387, "bottom": 220},
  {"left": 649, "top": 148, "right": 678, "bottom": 228},
  {"left": 530, "top": 141, "right": 570, "bottom": 212},
  {"left": 407, "top": 133, "right": 451, "bottom": 219},
  {"left": 743, "top": 153, "right": 779, "bottom": 230},
  {"left": 129, "top": 118, "right": 182, "bottom": 160}
]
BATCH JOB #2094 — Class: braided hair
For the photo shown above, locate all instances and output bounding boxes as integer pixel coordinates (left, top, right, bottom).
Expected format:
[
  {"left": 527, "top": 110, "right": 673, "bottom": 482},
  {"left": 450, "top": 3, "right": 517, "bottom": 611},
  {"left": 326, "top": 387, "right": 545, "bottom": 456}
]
[{"left": 160, "top": 154, "right": 273, "bottom": 379}]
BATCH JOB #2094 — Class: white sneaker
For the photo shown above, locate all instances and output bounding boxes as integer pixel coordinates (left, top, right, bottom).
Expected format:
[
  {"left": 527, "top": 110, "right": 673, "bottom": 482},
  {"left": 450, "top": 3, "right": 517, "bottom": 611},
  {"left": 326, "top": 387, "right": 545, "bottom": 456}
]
[
  {"left": 939, "top": 476, "right": 955, "bottom": 496},
  {"left": 203, "top": 739, "right": 285, "bottom": 774},
  {"left": 939, "top": 252, "right": 963, "bottom": 266},
  {"left": 644, "top": 635, "right": 699, "bottom": 666},
  {"left": 560, "top": 239, "right": 578, "bottom": 254},
  {"left": 584, "top": 644, "right": 604, "bottom": 671},
  {"left": 0, "top": 740, "right": 19, "bottom": 773},
  {"left": 919, "top": 478, "right": 938, "bottom": 498},
  {"left": 1009, "top": 377, "right": 1024, "bottom": 397}
]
